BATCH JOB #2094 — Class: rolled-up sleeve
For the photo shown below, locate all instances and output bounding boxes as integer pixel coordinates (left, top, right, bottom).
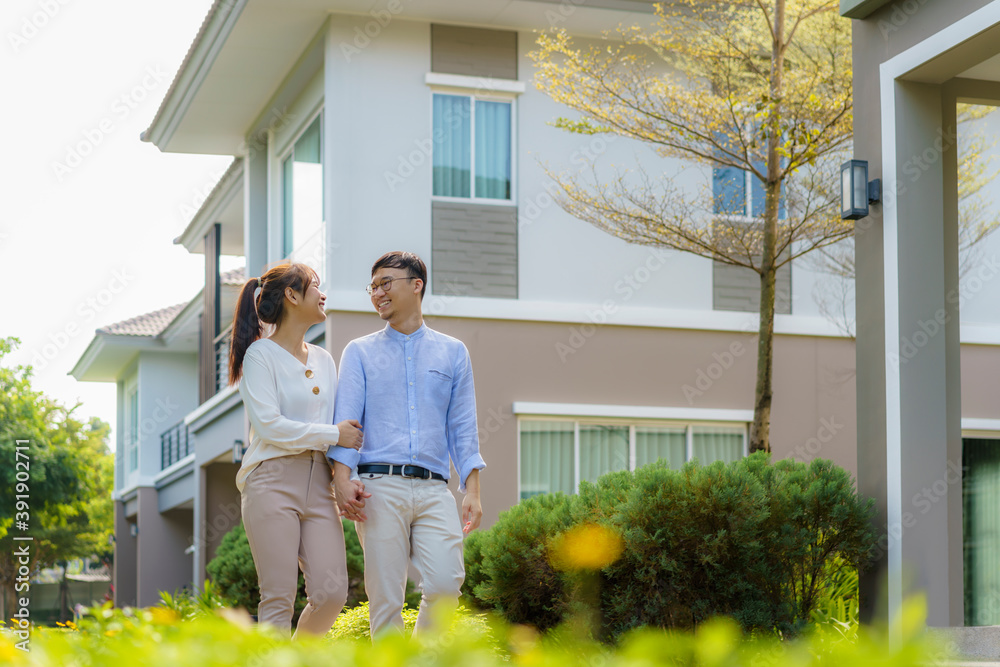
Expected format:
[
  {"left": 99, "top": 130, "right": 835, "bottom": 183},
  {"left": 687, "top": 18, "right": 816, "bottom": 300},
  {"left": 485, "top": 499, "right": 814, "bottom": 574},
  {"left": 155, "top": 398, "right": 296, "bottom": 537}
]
[
  {"left": 447, "top": 343, "right": 485, "bottom": 492},
  {"left": 328, "top": 341, "right": 365, "bottom": 469},
  {"left": 240, "top": 349, "right": 340, "bottom": 451}
]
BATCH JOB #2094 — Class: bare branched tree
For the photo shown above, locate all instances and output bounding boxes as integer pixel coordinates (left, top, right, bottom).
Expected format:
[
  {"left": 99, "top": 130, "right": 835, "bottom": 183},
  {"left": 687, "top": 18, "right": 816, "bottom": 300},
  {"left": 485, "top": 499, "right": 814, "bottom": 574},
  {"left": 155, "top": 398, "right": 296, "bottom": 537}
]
[{"left": 530, "top": 0, "right": 853, "bottom": 452}]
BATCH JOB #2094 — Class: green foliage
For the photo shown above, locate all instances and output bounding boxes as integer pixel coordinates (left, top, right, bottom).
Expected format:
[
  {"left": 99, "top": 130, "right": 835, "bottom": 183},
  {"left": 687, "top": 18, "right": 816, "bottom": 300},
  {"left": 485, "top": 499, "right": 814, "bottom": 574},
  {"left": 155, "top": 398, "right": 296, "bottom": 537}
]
[
  {"left": 206, "top": 519, "right": 418, "bottom": 617},
  {"left": 461, "top": 527, "right": 489, "bottom": 607},
  {"left": 205, "top": 522, "right": 261, "bottom": 614},
  {"left": 470, "top": 492, "right": 576, "bottom": 631},
  {"left": 328, "top": 601, "right": 419, "bottom": 640},
  {"left": 157, "top": 580, "right": 235, "bottom": 621},
  {"left": 468, "top": 453, "right": 876, "bottom": 639},
  {"left": 0, "top": 596, "right": 954, "bottom": 666},
  {"left": 0, "top": 337, "right": 114, "bottom": 616}
]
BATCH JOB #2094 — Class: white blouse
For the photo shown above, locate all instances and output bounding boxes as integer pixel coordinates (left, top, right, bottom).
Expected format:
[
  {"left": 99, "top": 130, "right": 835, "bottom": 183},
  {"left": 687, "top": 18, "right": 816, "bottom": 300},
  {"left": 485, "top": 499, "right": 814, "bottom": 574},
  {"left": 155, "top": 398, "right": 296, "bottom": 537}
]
[{"left": 236, "top": 338, "right": 341, "bottom": 492}]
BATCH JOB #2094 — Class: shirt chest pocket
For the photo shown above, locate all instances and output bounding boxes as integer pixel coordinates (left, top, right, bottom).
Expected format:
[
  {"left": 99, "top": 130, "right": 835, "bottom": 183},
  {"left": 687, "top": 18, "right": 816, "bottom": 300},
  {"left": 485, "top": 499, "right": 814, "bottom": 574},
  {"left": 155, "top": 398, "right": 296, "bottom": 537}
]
[{"left": 426, "top": 369, "right": 452, "bottom": 404}]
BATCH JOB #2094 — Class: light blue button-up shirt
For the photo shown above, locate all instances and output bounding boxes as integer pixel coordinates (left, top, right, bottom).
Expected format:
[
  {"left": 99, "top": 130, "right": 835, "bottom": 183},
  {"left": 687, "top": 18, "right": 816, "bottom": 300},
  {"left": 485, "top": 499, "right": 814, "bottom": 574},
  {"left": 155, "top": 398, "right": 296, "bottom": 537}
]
[{"left": 328, "top": 323, "right": 485, "bottom": 491}]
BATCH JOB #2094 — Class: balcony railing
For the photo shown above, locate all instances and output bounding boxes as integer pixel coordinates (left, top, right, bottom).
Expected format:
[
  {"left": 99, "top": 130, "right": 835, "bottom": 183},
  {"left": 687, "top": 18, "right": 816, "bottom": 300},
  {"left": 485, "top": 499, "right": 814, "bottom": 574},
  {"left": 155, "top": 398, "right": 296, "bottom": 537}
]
[
  {"left": 161, "top": 420, "right": 193, "bottom": 470},
  {"left": 214, "top": 325, "right": 232, "bottom": 394}
]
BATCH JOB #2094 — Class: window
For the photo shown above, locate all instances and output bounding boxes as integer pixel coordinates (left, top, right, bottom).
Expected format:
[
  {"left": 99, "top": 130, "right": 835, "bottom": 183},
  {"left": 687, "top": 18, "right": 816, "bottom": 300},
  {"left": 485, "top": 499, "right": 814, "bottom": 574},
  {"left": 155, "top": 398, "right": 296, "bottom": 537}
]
[
  {"left": 432, "top": 93, "right": 512, "bottom": 201},
  {"left": 281, "top": 114, "right": 324, "bottom": 273},
  {"left": 964, "top": 437, "right": 1000, "bottom": 625},
  {"left": 518, "top": 418, "right": 746, "bottom": 500},
  {"left": 126, "top": 386, "right": 139, "bottom": 473},
  {"left": 712, "top": 165, "right": 786, "bottom": 219}
]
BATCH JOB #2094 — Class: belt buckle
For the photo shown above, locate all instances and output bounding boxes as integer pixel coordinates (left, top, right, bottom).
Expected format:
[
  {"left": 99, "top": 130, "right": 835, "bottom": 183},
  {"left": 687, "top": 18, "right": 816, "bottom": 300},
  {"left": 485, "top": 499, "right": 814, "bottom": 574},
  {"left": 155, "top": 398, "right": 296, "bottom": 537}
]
[{"left": 401, "top": 465, "right": 426, "bottom": 479}]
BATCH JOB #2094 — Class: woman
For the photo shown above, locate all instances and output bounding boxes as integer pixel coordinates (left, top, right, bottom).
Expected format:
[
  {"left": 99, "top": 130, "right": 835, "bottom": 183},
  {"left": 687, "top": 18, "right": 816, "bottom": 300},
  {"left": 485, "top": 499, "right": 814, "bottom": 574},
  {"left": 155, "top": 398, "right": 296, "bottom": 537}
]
[{"left": 228, "top": 262, "right": 365, "bottom": 638}]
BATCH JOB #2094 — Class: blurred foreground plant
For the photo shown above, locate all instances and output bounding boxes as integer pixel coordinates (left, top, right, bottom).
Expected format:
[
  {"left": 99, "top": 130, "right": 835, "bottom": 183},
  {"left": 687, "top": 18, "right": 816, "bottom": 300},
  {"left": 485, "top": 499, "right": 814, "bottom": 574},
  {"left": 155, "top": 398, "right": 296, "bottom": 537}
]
[{"left": 0, "top": 595, "right": 953, "bottom": 666}]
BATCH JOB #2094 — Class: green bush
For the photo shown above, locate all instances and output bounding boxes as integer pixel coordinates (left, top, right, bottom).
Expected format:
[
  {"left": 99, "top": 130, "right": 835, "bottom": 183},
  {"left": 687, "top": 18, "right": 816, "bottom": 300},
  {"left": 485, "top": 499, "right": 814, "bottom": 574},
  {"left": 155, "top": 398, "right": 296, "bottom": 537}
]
[
  {"left": 468, "top": 453, "right": 876, "bottom": 638},
  {"left": 470, "top": 492, "right": 576, "bottom": 631},
  {"left": 207, "top": 520, "right": 418, "bottom": 618},
  {"left": 461, "top": 528, "right": 490, "bottom": 608}
]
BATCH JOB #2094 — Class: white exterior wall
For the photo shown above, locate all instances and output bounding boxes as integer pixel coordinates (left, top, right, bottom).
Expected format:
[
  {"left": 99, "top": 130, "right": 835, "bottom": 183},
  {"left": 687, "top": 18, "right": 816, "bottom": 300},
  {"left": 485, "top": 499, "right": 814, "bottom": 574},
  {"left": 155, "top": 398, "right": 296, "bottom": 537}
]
[
  {"left": 290, "top": 15, "right": 857, "bottom": 330},
  {"left": 135, "top": 352, "right": 198, "bottom": 482}
]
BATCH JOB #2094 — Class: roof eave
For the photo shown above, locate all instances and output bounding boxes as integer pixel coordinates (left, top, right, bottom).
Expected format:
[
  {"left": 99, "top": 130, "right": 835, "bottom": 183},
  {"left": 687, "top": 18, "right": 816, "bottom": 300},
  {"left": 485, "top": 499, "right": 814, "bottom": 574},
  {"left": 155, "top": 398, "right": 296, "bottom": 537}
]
[
  {"left": 840, "top": 0, "right": 893, "bottom": 19},
  {"left": 70, "top": 334, "right": 163, "bottom": 383},
  {"left": 174, "top": 158, "right": 244, "bottom": 252},
  {"left": 141, "top": 0, "right": 248, "bottom": 151}
]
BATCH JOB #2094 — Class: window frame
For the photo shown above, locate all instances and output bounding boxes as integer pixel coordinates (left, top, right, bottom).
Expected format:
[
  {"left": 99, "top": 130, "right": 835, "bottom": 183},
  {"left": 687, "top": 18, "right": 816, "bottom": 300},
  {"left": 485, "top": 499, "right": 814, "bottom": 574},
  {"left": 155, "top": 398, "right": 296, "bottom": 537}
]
[
  {"left": 125, "top": 380, "right": 139, "bottom": 474},
  {"left": 429, "top": 90, "right": 518, "bottom": 206},
  {"left": 278, "top": 107, "right": 325, "bottom": 263},
  {"left": 517, "top": 414, "right": 749, "bottom": 499}
]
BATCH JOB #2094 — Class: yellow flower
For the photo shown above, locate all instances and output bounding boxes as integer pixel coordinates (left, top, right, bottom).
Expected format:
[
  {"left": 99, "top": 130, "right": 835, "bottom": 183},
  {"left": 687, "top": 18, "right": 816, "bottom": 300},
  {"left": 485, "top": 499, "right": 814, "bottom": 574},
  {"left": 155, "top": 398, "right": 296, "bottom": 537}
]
[
  {"left": 149, "top": 607, "right": 180, "bottom": 625},
  {"left": 550, "top": 523, "right": 624, "bottom": 571}
]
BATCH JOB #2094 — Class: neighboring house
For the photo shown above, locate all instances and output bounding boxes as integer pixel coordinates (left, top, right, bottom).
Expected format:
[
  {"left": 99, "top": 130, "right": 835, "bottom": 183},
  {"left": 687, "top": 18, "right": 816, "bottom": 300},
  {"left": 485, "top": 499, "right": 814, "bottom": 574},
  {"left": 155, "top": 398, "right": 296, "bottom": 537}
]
[
  {"left": 845, "top": 0, "right": 1000, "bottom": 630},
  {"left": 70, "top": 0, "right": 1000, "bottom": 619}
]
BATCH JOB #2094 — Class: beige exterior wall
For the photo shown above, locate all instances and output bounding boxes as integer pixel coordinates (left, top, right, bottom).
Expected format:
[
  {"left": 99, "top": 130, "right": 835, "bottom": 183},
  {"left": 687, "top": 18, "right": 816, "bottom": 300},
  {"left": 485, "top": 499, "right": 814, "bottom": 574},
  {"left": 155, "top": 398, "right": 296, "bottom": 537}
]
[{"left": 326, "top": 310, "right": 860, "bottom": 528}]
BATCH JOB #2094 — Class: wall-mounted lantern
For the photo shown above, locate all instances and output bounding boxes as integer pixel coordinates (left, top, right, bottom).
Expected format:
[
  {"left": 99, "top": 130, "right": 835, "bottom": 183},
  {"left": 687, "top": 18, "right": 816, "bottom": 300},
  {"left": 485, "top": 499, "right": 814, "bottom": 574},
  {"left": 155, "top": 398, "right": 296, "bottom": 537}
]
[
  {"left": 841, "top": 159, "right": 881, "bottom": 220},
  {"left": 233, "top": 439, "right": 246, "bottom": 463}
]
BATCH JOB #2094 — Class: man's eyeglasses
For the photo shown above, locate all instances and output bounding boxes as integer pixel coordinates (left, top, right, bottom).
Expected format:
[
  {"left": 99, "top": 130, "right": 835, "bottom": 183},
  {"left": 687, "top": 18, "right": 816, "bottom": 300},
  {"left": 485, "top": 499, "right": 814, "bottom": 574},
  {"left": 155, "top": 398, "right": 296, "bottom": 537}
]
[{"left": 366, "top": 276, "right": 417, "bottom": 296}]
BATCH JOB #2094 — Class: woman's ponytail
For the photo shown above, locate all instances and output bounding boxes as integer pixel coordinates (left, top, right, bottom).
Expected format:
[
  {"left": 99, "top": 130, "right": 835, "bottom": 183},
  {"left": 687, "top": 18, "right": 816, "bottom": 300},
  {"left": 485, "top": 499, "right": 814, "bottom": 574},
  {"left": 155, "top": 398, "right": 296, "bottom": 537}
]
[{"left": 228, "top": 278, "right": 263, "bottom": 385}]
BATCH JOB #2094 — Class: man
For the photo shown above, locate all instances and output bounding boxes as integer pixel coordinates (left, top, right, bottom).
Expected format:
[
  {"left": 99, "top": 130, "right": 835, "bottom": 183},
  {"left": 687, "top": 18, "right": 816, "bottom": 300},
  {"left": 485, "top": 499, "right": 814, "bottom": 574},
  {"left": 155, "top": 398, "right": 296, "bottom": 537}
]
[{"left": 328, "top": 250, "right": 485, "bottom": 637}]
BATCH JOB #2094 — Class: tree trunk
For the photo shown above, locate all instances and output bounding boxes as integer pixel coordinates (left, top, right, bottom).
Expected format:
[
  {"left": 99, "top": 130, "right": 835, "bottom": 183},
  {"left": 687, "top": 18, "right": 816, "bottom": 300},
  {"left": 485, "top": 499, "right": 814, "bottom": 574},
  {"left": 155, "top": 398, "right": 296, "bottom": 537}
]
[
  {"left": 59, "top": 563, "right": 69, "bottom": 623},
  {"left": 750, "top": 0, "right": 786, "bottom": 454},
  {"left": 751, "top": 266, "right": 778, "bottom": 453}
]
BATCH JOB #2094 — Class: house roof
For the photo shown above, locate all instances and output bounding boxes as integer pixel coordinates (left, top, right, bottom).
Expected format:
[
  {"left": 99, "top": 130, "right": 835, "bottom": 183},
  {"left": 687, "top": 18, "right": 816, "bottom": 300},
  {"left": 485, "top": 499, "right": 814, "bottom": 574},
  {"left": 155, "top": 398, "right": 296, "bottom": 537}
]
[
  {"left": 97, "top": 303, "right": 188, "bottom": 337},
  {"left": 95, "top": 267, "right": 246, "bottom": 337},
  {"left": 221, "top": 266, "right": 246, "bottom": 286},
  {"left": 141, "top": 0, "right": 662, "bottom": 155}
]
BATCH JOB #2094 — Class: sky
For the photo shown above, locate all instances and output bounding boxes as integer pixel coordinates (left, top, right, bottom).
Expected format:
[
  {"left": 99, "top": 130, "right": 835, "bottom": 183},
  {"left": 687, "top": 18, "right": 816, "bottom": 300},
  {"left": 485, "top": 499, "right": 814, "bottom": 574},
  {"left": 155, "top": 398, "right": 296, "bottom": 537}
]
[
  {"left": 4, "top": 0, "right": 1000, "bottom": 455},
  {"left": 2, "top": 0, "right": 233, "bottom": 450}
]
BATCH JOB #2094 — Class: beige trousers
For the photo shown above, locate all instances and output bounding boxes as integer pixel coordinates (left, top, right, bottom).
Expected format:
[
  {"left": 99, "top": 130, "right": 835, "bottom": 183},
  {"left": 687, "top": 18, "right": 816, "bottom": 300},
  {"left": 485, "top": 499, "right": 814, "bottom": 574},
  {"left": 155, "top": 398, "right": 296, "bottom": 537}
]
[
  {"left": 355, "top": 473, "right": 465, "bottom": 638},
  {"left": 241, "top": 450, "right": 348, "bottom": 638}
]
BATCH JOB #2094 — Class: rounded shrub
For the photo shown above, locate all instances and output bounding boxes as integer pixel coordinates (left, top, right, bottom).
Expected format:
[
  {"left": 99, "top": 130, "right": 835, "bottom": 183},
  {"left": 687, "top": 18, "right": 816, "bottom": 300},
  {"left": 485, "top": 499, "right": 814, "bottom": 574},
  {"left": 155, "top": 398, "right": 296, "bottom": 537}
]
[
  {"left": 466, "top": 453, "right": 876, "bottom": 639},
  {"left": 471, "top": 492, "right": 576, "bottom": 631},
  {"left": 207, "top": 519, "right": 371, "bottom": 618}
]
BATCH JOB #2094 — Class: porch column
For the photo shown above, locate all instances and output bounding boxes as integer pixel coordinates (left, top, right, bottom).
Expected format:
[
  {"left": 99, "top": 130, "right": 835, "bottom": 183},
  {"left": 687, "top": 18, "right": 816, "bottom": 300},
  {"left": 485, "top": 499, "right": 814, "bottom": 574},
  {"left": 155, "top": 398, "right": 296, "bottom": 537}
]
[
  {"left": 244, "top": 137, "right": 268, "bottom": 278},
  {"left": 878, "top": 79, "right": 963, "bottom": 627}
]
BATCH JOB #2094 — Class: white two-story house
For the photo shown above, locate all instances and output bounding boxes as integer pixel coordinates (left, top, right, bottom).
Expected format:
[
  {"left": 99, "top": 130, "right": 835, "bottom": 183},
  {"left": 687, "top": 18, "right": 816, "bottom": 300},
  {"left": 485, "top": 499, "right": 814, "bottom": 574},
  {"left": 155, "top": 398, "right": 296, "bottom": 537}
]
[{"left": 71, "top": 0, "right": 1000, "bottom": 614}]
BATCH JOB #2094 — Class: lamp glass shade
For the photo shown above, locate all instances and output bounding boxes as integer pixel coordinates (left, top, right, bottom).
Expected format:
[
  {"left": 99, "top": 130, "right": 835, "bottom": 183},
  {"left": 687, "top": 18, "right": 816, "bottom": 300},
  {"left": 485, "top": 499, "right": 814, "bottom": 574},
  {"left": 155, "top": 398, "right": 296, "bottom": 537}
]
[
  {"left": 841, "top": 159, "right": 869, "bottom": 220},
  {"left": 853, "top": 163, "right": 867, "bottom": 211},
  {"left": 841, "top": 165, "right": 851, "bottom": 217}
]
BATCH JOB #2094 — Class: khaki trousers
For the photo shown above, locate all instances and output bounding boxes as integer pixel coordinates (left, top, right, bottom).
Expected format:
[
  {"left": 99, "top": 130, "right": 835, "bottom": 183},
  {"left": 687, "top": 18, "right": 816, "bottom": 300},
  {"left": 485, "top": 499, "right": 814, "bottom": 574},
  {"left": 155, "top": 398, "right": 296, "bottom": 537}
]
[
  {"left": 241, "top": 450, "right": 348, "bottom": 638},
  {"left": 356, "top": 473, "right": 465, "bottom": 638}
]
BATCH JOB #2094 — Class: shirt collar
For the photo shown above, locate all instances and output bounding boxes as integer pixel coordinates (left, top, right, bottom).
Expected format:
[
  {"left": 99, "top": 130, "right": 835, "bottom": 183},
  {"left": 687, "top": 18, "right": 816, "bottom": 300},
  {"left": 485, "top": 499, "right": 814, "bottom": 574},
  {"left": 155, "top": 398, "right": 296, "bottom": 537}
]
[{"left": 383, "top": 322, "right": 427, "bottom": 342}]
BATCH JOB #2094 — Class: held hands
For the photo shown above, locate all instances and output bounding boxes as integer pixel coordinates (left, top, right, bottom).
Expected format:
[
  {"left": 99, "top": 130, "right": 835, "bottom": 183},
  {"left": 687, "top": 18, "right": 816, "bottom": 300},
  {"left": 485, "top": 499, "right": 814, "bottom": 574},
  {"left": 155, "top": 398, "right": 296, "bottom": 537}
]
[
  {"left": 336, "top": 419, "right": 364, "bottom": 450},
  {"left": 332, "top": 463, "right": 371, "bottom": 522}
]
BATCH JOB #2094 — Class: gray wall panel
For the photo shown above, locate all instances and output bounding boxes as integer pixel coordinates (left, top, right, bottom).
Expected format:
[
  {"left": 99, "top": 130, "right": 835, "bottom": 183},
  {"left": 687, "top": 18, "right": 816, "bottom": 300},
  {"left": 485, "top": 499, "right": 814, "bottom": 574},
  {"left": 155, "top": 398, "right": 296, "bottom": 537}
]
[
  {"left": 432, "top": 201, "right": 518, "bottom": 298},
  {"left": 431, "top": 25, "right": 517, "bottom": 80},
  {"left": 712, "top": 261, "right": 791, "bottom": 314}
]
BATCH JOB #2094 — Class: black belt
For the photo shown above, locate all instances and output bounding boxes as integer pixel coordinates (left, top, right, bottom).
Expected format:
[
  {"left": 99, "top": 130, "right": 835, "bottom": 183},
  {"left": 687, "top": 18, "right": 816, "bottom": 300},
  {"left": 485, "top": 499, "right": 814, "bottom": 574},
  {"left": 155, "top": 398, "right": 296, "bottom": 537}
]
[{"left": 357, "top": 464, "right": 445, "bottom": 481}]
